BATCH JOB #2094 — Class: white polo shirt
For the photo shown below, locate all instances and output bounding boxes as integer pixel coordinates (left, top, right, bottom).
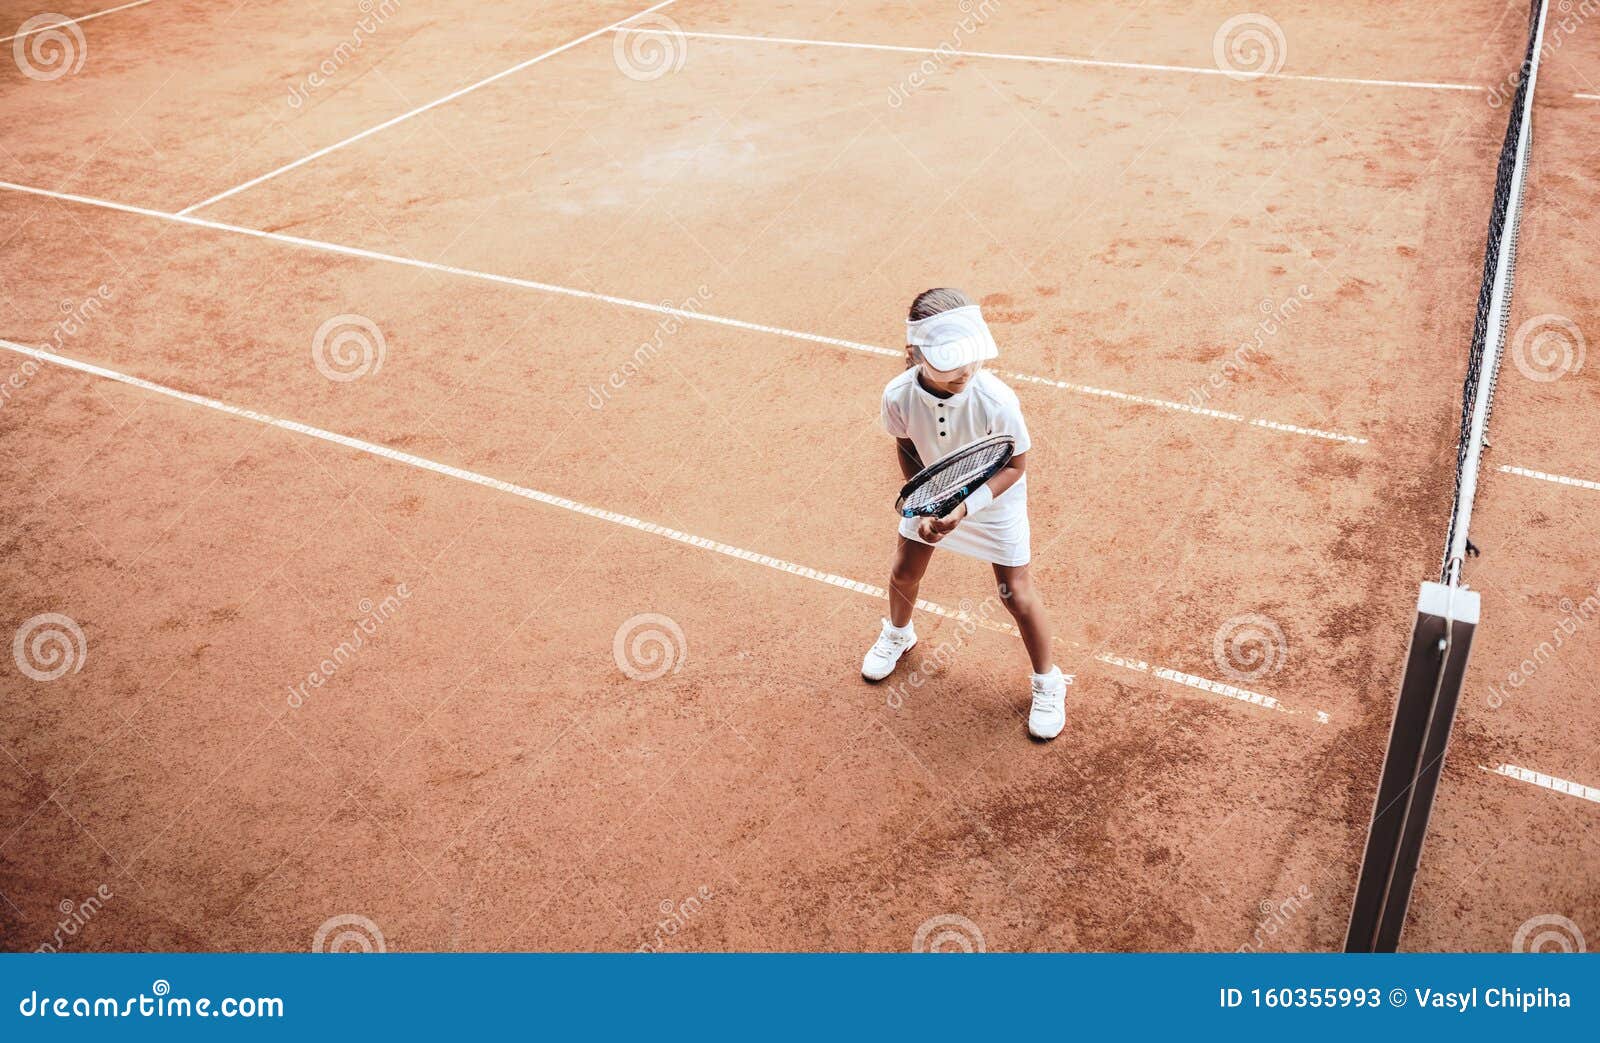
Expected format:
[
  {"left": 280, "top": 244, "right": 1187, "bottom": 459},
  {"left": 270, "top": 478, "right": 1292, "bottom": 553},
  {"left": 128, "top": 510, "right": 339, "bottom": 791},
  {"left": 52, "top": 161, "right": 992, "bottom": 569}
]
[{"left": 880, "top": 367, "right": 1033, "bottom": 565}]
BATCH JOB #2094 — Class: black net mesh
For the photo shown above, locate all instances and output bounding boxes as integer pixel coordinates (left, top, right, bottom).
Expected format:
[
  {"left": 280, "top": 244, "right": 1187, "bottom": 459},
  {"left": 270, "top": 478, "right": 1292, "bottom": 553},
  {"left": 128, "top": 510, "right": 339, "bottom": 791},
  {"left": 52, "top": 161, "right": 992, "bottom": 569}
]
[{"left": 1440, "top": 0, "right": 1543, "bottom": 583}]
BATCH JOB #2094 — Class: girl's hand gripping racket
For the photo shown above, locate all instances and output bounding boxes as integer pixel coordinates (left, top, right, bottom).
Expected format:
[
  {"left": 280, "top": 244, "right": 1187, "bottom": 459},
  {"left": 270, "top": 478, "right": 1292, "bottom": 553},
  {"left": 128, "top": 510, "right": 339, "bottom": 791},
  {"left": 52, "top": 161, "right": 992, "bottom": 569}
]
[{"left": 894, "top": 434, "right": 1015, "bottom": 520}]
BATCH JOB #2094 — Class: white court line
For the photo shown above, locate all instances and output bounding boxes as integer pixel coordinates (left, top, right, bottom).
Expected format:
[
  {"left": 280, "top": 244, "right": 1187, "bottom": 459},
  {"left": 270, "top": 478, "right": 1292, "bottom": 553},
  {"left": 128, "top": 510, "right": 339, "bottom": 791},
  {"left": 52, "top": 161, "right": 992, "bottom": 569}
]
[
  {"left": 0, "top": 0, "right": 155, "bottom": 45},
  {"left": 0, "top": 179, "right": 1367, "bottom": 445},
  {"left": 1096, "top": 653, "right": 1279, "bottom": 715},
  {"left": 177, "top": 0, "right": 682, "bottom": 215},
  {"left": 1500, "top": 465, "right": 1600, "bottom": 492},
  {"left": 0, "top": 337, "right": 1328, "bottom": 724},
  {"left": 611, "top": 27, "right": 1486, "bottom": 94},
  {"left": 1577, "top": 93, "right": 1600, "bottom": 101},
  {"left": 1484, "top": 764, "right": 1600, "bottom": 806}
]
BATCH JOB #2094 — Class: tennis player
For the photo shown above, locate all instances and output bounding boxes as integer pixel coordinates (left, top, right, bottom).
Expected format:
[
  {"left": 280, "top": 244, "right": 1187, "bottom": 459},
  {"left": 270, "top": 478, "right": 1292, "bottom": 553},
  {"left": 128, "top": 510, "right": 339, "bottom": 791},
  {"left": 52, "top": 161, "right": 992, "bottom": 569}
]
[{"left": 861, "top": 288, "right": 1069, "bottom": 740}]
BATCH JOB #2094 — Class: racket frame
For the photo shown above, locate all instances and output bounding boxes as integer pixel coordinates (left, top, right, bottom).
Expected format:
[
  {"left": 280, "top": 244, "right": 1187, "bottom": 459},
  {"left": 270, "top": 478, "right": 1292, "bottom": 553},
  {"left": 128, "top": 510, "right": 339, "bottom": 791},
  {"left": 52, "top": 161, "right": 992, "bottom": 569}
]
[{"left": 894, "top": 434, "right": 1016, "bottom": 519}]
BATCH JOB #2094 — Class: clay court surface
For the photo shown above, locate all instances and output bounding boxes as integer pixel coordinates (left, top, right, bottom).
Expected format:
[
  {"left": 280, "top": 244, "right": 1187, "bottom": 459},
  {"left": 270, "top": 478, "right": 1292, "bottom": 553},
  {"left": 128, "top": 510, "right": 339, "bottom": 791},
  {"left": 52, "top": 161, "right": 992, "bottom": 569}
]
[{"left": 1, "top": 0, "right": 1596, "bottom": 951}]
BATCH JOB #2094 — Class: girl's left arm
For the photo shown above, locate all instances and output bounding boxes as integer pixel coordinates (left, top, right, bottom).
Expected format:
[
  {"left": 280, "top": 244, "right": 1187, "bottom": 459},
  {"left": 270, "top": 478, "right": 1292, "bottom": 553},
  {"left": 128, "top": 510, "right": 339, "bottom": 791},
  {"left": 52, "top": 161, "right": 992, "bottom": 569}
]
[
  {"left": 923, "top": 452, "right": 1025, "bottom": 538},
  {"left": 983, "top": 451, "right": 1026, "bottom": 501}
]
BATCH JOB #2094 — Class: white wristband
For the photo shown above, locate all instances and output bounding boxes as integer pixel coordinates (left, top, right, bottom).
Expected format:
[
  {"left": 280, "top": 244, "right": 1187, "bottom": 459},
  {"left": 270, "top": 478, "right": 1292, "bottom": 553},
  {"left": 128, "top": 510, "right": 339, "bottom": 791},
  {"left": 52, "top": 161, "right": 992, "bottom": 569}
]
[{"left": 962, "top": 483, "right": 994, "bottom": 517}]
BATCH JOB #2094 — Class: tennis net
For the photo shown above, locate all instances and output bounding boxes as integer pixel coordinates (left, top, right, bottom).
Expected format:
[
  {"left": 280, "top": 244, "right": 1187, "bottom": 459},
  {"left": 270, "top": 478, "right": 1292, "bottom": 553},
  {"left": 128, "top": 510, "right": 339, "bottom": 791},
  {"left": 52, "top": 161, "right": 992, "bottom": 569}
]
[
  {"left": 1345, "top": 0, "right": 1554, "bottom": 953},
  {"left": 1440, "top": 0, "right": 1550, "bottom": 586}
]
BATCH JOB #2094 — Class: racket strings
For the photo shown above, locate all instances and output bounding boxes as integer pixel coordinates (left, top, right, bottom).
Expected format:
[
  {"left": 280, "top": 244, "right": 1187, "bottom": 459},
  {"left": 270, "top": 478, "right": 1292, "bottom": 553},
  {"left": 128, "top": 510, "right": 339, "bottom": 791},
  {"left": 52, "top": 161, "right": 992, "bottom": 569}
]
[{"left": 902, "top": 441, "right": 1010, "bottom": 512}]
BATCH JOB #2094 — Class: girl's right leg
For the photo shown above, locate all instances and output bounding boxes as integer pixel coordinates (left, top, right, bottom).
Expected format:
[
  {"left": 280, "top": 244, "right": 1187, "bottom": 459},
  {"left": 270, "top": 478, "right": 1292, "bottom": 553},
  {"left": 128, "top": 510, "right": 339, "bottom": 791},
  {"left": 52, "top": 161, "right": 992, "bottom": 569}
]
[
  {"left": 863, "top": 537, "right": 937, "bottom": 681},
  {"left": 889, "top": 536, "right": 937, "bottom": 627}
]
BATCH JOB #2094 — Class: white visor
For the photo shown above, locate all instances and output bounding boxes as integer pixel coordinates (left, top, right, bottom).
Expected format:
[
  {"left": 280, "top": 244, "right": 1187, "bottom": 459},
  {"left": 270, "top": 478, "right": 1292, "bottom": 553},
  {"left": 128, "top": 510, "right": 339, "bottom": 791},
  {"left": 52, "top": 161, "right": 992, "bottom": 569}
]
[{"left": 906, "top": 304, "right": 999, "bottom": 371}]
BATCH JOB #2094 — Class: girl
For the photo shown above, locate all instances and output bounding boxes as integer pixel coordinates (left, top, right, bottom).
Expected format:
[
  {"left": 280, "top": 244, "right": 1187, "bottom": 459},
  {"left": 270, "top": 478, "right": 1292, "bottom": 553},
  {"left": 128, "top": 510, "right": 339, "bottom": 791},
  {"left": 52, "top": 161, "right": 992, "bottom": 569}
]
[{"left": 861, "top": 288, "right": 1069, "bottom": 740}]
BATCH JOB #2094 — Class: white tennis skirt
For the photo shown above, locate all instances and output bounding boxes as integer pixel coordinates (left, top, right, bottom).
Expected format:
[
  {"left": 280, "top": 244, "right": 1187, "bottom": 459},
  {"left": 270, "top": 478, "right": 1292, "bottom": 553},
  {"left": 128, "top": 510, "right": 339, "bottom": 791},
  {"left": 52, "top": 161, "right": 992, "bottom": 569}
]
[{"left": 898, "top": 493, "right": 1032, "bottom": 567}]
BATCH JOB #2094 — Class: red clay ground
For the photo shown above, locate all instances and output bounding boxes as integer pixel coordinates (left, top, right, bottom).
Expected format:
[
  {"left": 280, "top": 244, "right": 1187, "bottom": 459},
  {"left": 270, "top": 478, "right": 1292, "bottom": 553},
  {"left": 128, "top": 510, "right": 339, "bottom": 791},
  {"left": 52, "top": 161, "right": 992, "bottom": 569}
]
[{"left": 1, "top": 0, "right": 1594, "bottom": 951}]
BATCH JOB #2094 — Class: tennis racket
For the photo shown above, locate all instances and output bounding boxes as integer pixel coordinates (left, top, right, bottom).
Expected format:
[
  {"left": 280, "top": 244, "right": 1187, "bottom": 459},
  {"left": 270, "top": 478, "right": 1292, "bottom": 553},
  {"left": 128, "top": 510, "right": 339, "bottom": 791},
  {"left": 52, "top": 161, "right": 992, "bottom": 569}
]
[{"left": 895, "top": 434, "right": 1015, "bottom": 519}]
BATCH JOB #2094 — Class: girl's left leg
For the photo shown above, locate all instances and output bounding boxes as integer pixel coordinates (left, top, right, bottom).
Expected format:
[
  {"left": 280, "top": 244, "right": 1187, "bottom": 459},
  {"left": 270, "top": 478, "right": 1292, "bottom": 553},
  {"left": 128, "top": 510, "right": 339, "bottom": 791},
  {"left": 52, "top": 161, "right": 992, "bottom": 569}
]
[
  {"left": 994, "top": 561, "right": 1068, "bottom": 740},
  {"left": 992, "top": 562, "right": 1054, "bottom": 673}
]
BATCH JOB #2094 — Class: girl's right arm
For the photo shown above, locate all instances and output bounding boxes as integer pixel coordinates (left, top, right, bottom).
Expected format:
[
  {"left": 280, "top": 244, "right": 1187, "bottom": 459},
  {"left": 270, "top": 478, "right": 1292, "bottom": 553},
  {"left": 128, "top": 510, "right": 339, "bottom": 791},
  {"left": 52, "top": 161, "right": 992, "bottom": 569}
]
[{"left": 895, "top": 437, "right": 922, "bottom": 481}]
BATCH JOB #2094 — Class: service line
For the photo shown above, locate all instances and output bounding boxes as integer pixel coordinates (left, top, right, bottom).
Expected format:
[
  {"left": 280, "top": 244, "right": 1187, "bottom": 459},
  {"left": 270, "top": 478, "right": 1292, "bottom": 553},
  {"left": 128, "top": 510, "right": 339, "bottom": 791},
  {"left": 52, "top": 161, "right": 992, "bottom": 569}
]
[
  {"left": 1501, "top": 464, "right": 1600, "bottom": 492},
  {"left": 178, "top": 0, "right": 683, "bottom": 215},
  {"left": 0, "top": 179, "right": 1367, "bottom": 445},
  {"left": 0, "top": 337, "right": 1327, "bottom": 724},
  {"left": 0, "top": 0, "right": 156, "bottom": 45},
  {"left": 610, "top": 27, "right": 1487, "bottom": 94},
  {"left": 1484, "top": 763, "right": 1600, "bottom": 806}
]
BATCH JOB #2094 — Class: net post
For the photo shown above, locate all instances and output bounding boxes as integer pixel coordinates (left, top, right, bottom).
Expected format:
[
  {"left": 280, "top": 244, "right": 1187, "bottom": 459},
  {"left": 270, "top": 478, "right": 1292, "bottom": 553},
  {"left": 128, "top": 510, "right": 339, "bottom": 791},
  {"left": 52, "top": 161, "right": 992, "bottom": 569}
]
[{"left": 1344, "top": 582, "right": 1480, "bottom": 952}]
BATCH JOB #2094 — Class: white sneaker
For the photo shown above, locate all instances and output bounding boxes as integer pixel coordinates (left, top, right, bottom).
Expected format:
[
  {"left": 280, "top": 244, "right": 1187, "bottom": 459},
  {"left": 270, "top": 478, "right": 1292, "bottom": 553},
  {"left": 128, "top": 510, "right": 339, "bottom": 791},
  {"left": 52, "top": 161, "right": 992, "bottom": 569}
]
[
  {"left": 861, "top": 619, "right": 916, "bottom": 681},
  {"left": 1028, "top": 667, "right": 1070, "bottom": 740}
]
